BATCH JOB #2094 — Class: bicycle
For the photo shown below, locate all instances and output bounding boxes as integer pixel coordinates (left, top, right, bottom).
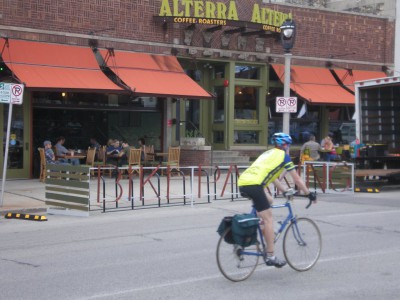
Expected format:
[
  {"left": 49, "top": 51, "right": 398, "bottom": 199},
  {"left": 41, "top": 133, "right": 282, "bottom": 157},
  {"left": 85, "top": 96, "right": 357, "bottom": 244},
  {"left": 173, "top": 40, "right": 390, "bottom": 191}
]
[{"left": 216, "top": 189, "right": 322, "bottom": 282}]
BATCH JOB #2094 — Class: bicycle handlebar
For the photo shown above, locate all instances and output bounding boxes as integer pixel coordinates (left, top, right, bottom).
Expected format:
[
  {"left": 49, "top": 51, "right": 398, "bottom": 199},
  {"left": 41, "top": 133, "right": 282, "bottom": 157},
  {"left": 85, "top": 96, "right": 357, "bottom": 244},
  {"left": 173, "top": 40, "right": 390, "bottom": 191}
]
[{"left": 283, "top": 189, "right": 317, "bottom": 209}]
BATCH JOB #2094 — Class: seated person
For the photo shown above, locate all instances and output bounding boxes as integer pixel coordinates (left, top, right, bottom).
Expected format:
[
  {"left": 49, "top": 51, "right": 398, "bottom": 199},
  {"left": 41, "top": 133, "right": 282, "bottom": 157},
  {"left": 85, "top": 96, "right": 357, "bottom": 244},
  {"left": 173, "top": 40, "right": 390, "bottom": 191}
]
[
  {"left": 300, "top": 135, "right": 321, "bottom": 161},
  {"left": 55, "top": 136, "right": 80, "bottom": 166},
  {"left": 106, "top": 139, "right": 122, "bottom": 155},
  {"left": 44, "top": 140, "right": 69, "bottom": 165},
  {"left": 322, "top": 136, "right": 337, "bottom": 162},
  {"left": 118, "top": 141, "right": 133, "bottom": 165},
  {"left": 106, "top": 139, "right": 123, "bottom": 165}
]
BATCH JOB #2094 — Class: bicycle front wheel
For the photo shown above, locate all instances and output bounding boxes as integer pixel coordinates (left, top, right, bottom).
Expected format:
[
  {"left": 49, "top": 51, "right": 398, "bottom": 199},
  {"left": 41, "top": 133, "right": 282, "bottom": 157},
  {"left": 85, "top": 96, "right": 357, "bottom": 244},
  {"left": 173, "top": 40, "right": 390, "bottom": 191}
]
[
  {"left": 283, "top": 217, "right": 322, "bottom": 272},
  {"left": 216, "top": 228, "right": 261, "bottom": 282}
]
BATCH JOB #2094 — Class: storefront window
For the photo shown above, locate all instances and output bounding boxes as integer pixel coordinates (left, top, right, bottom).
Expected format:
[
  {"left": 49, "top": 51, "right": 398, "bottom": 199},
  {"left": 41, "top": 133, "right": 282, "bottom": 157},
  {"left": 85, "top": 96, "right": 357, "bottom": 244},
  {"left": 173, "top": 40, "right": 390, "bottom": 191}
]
[
  {"left": 234, "top": 86, "right": 258, "bottom": 124},
  {"left": 213, "top": 65, "right": 225, "bottom": 79},
  {"left": 268, "top": 98, "right": 320, "bottom": 145},
  {"left": 32, "top": 92, "right": 159, "bottom": 109},
  {"left": 32, "top": 91, "right": 163, "bottom": 155},
  {"left": 213, "top": 87, "right": 225, "bottom": 123},
  {"left": 213, "top": 131, "right": 224, "bottom": 143},
  {"left": 3, "top": 105, "right": 24, "bottom": 169},
  {"left": 235, "top": 65, "right": 260, "bottom": 79},
  {"left": 185, "top": 100, "right": 200, "bottom": 132},
  {"left": 234, "top": 130, "right": 259, "bottom": 144}
]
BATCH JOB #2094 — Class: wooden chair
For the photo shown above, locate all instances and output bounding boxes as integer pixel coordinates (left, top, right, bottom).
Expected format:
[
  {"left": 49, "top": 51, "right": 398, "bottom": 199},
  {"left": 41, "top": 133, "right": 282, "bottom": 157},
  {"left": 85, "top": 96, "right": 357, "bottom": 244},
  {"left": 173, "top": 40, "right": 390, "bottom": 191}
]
[
  {"left": 162, "top": 146, "right": 180, "bottom": 175},
  {"left": 38, "top": 147, "right": 46, "bottom": 182},
  {"left": 83, "top": 147, "right": 96, "bottom": 175},
  {"left": 126, "top": 148, "right": 142, "bottom": 176},
  {"left": 143, "top": 145, "right": 156, "bottom": 166},
  {"left": 93, "top": 145, "right": 113, "bottom": 177}
]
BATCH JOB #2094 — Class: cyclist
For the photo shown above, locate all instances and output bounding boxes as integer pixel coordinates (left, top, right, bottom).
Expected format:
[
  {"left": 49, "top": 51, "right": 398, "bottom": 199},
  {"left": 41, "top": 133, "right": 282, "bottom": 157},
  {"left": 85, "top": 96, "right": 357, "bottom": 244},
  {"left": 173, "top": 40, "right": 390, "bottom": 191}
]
[{"left": 238, "top": 132, "right": 316, "bottom": 268}]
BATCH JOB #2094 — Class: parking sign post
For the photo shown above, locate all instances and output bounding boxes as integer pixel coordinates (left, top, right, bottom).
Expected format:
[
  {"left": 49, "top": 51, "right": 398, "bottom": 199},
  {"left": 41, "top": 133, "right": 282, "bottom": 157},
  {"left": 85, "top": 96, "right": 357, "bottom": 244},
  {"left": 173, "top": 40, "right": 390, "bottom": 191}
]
[{"left": 0, "top": 83, "right": 24, "bottom": 207}]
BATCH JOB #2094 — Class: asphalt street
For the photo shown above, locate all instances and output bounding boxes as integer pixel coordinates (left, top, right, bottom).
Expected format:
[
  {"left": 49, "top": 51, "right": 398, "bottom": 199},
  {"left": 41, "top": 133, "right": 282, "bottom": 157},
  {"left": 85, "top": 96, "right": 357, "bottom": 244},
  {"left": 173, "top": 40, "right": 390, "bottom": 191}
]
[{"left": 1, "top": 190, "right": 399, "bottom": 300}]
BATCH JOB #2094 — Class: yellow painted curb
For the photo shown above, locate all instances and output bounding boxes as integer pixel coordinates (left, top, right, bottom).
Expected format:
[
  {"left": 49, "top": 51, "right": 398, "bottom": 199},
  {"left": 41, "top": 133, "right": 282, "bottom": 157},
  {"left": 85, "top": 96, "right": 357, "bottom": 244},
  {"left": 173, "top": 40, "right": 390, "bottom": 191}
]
[
  {"left": 5, "top": 213, "right": 47, "bottom": 221},
  {"left": 355, "top": 187, "right": 380, "bottom": 193}
]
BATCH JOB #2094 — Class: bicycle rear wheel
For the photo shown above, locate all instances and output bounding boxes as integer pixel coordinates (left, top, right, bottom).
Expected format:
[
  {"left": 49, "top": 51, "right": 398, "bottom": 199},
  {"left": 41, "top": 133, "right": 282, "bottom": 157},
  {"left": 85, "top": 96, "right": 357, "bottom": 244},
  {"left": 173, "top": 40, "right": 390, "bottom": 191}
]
[
  {"left": 283, "top": 217, "right": 322, "bottom": 272},
  {"left": 216, "top": 228, "right": 261, "bottom": 282}
]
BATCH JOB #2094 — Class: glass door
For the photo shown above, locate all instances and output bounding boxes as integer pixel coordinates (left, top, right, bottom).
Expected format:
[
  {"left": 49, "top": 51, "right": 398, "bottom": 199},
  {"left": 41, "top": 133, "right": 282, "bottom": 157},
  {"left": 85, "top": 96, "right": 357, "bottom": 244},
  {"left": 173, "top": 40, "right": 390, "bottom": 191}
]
[{"left": 0, "top": 95, "right": 30, "bottom": 179}]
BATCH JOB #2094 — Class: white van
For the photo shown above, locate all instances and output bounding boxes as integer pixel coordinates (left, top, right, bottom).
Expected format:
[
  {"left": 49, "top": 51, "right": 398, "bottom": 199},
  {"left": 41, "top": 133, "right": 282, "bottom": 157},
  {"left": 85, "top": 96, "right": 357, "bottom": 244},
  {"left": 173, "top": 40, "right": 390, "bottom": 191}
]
[{"left": 339, "top": 123, "right": 356, "bottom": 144}]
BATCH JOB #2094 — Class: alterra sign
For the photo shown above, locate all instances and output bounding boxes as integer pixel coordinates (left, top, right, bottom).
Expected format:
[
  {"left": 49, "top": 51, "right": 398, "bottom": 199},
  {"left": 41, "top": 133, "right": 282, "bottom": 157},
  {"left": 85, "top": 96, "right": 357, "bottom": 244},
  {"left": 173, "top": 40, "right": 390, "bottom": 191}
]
[{"left": 158, "top": 0, "right": 292, "bottom": 30}]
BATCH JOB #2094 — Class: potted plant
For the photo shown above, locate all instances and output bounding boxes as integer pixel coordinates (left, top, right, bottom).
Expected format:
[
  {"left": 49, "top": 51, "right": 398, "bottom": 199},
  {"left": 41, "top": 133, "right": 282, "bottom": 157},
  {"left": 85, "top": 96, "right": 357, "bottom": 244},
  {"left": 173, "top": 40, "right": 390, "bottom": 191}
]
[{"left": 180, "top": 129, "right": 206, "bottom": 147}]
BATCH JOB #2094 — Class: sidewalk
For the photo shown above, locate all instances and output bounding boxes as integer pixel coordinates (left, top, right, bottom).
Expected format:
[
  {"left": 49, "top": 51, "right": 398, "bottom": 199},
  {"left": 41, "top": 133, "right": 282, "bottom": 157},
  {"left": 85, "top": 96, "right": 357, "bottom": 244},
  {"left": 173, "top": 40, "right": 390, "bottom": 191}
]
[
  {"left": 0, "top": 179, "right": 47, "bottom": 214},
  {"left": 0, "top": 175, "right": 216, "bottom": 214}
]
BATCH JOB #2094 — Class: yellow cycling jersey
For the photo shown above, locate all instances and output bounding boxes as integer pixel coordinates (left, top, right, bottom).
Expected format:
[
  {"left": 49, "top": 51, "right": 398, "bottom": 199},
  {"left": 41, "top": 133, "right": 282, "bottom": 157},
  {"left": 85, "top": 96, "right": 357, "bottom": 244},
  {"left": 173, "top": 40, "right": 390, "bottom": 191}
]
[{"left": 238, "top": 148, "right": 295, "bottom": 186}]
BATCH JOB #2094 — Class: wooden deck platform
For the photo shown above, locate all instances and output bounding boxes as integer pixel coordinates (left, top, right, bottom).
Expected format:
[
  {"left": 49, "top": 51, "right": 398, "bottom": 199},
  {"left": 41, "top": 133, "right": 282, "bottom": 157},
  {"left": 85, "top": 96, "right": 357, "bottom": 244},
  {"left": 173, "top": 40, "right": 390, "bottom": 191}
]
[{"left": 355, "top": 169, "right": 400, "bottom": 178}]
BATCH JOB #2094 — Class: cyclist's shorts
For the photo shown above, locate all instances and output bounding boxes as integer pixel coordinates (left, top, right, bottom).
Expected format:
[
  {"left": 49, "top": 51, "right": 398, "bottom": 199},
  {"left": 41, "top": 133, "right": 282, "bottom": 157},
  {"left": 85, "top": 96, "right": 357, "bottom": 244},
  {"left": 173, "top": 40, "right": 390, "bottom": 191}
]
[{"left": 239, "top": 185, "right": 270, "bottom": 212}]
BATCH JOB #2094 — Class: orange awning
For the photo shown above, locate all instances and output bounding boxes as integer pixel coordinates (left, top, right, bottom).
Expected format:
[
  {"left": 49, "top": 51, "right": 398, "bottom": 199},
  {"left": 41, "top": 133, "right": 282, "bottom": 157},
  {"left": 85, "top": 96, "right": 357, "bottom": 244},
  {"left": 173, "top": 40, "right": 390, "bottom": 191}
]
[
  {"left": 272, "top": 65, "right": 387, "bottom": 105},
  {"left": 334, "top": 69, "right": 386, "bottom": 91},
  {"left": 272, "top": 64, "right": 354, "bottom": 105},
  {"left": 100, "top": 49, "right": 214, "bottom": 99},
  {"left": 0, "top": 39, "right": 122, "bottom": 91}
]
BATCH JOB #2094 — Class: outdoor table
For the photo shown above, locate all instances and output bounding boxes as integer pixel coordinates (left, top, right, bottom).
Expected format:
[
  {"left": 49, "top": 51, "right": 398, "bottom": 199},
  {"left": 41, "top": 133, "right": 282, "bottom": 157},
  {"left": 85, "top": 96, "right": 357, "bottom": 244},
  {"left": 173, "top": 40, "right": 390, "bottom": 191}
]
[{"left": 155, "top": 152, "right": 168, "bottom": 163}]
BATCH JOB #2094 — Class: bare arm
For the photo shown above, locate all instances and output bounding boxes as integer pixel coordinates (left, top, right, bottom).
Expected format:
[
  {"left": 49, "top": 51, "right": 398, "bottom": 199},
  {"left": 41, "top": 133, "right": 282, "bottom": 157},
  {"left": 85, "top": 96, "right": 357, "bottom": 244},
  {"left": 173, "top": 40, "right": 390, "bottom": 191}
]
[
  {"left": 287, "top": 168, "right": 312, "bottom": 195},
  {"left": 273, "top": 178, "right": 288, "bottom": 194}
]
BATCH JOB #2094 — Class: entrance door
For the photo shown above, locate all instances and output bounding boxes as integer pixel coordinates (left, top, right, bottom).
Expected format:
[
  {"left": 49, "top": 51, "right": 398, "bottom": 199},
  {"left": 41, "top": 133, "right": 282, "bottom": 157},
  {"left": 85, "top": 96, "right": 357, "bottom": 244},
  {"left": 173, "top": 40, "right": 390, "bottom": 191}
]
[{"left": 0, "top": 95, "right": 31, "bottom": 179}]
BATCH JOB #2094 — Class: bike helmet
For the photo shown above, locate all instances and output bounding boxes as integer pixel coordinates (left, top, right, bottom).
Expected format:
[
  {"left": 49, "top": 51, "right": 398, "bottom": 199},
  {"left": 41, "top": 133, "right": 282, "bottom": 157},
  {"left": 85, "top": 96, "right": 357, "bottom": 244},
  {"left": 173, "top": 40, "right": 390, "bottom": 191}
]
[{"left": 272, "top": 132, "right": 293, "bottom": 146}]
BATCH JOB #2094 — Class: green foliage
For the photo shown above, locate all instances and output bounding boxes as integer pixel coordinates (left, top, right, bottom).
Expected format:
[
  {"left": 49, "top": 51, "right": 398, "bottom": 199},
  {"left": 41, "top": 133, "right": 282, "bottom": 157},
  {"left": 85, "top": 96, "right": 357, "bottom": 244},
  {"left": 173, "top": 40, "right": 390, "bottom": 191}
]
[{"left": 185, "top": 129, "right": 203, "bottom": 138}]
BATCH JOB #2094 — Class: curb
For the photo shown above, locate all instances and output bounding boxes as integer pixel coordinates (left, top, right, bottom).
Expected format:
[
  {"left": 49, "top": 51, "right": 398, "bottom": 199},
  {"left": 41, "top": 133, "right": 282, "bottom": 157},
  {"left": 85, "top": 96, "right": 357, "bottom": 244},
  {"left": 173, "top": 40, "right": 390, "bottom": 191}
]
[
  {"left": 4, "top": 212, "right": 48, "bottom": 221},
  {"left": 355, "top": 187, "right": 380, "bottom": 193}
]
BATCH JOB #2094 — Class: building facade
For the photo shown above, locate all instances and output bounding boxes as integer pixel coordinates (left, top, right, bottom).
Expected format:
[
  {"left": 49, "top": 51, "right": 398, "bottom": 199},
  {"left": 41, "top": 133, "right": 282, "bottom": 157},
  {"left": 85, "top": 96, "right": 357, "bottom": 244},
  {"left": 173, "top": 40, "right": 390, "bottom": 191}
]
[{"left": 0, "top": 0, "right": 394, "bottom": 178}]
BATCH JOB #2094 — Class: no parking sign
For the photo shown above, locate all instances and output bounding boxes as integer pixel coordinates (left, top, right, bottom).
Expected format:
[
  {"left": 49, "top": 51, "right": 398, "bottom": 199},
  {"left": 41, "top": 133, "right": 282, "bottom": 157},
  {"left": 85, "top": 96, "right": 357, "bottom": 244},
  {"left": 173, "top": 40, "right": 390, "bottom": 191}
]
[
  {"left": 0, "top": 83, "right": 24, "bottom": 105},
  {"left": 276, "top": 97, "right": 297, "bottom": 113}
]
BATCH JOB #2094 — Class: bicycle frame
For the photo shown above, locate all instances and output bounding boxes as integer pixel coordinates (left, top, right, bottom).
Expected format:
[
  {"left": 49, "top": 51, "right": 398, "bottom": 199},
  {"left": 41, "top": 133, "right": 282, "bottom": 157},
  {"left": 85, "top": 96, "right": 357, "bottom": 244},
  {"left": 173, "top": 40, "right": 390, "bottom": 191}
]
[
  {"left": 216, "top": 193, "right": 321, "bottom": 281},
  {"left": 242, "top": 201, "right": 299, "bottom": 257}
]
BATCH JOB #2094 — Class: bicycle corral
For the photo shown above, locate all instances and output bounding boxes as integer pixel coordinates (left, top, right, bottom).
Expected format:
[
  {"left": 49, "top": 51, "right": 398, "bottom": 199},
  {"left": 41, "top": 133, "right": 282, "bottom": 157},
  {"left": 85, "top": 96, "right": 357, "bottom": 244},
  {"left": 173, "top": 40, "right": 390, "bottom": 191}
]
[{"left": 43, "top": 162, "right": 355, "bottom": 216}]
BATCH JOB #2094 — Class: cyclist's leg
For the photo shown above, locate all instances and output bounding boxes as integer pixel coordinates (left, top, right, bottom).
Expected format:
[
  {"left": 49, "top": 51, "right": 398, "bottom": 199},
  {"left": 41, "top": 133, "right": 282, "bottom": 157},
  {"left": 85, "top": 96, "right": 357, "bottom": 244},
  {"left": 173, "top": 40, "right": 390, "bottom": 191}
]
[
  {"left": 257, "top": 208, "right": 274, "bottom": 254},
  {"left": 240, "top": 185, "right": 285, "bottom": 268}
]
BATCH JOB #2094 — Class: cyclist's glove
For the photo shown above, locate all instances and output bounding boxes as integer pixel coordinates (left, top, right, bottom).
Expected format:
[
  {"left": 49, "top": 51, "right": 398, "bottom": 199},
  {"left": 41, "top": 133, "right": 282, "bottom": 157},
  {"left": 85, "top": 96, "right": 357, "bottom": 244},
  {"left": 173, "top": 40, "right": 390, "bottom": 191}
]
[
  {"left": 283, "top": 188, "right": 294, "bottom": 198},
  {"left": 308, "top": 192, "right": 317, "bottom": 201}
]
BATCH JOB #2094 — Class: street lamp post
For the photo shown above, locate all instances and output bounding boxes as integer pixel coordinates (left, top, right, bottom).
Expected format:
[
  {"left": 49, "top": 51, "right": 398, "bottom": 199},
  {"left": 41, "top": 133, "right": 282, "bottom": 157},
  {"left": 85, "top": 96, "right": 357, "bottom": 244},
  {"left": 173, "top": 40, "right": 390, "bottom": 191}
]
[{"left": 280, "top": 19, "right": 296, "bottom": 134}]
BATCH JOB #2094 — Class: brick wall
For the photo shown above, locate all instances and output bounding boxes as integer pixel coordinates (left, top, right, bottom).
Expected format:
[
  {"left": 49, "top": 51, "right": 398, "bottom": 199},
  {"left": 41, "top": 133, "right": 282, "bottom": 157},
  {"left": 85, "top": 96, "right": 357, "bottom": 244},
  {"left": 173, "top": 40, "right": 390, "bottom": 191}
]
[
  {"left": 0, "top": 1, "right": 394, "bottom": 67},
  {"left": 180, "top": 149, "right": 211, "bottom": 167}
]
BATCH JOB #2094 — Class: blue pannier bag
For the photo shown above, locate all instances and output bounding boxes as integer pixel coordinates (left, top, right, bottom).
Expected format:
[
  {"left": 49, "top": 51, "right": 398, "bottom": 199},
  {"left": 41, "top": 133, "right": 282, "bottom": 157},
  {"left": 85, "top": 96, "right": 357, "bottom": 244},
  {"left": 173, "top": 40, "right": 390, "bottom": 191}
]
[{"left": 231, "top": 214, "right": 259, "bottom": 247}]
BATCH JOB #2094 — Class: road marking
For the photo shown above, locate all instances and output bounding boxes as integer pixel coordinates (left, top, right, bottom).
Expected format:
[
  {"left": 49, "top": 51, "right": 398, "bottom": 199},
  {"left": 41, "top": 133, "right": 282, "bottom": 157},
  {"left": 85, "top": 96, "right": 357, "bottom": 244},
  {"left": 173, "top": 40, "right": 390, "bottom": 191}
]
[
  {"left": 79, "top": 247, "right": 400, "bottom": 299},
  {"left": 80, "top": 274, "right": 223, "bottom": 299},
  {"left": 322, "top": 209, "right": 400, "bottom": 219}
]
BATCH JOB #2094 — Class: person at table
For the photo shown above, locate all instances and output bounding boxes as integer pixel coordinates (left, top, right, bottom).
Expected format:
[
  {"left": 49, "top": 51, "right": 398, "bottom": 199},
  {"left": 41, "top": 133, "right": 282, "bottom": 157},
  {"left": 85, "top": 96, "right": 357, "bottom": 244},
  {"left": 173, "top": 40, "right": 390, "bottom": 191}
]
[
  {"left": 118, "top": 141, "right": 133, "bottom": 165},
  {"left": 106, "top": 139, "right": 123, "bottom": 165},
  {"left": 300, "top": 135, "right": 321, "bottom": 161},
  {"left": 322, "top": 136, "right": 337, "bottom": 162},
  {"left": 55, "top": 136, "right": 80, "bottom": 166},
  {"left": 320, "top": 132, "right": 334, "bottom": 148},
  {"left": 44, "top": 140, "right": 69, "bottom": 165},
  {"left": 106, "top": 139, "right": 122, "bottom": 155}
]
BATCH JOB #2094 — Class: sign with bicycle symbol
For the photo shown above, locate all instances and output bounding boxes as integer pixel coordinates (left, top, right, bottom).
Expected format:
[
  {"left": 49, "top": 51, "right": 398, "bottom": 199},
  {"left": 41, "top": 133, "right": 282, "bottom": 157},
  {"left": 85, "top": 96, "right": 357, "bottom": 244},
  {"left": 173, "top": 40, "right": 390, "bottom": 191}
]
[
  {"left": 276, "top": 97, "right": 297, "bottom": 113},
  {"left": 0, "top": 82, "right": 24, "bottom": 105}
]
